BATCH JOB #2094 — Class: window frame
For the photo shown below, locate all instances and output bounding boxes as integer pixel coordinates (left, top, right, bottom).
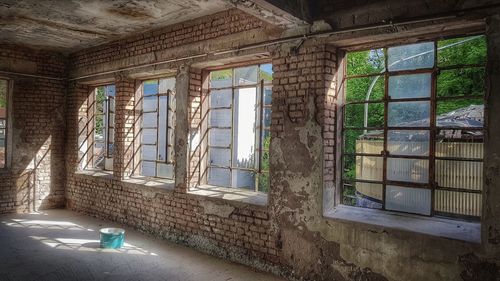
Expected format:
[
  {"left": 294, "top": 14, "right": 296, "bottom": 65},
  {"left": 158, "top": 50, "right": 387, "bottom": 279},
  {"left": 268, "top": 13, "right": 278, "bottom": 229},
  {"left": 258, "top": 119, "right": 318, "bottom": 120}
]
[
  {"left": 85, "top": 84, "right": 115, "bottom": 171},
  {"left": 340, "top": 34, "right": 487, "bottom": 220},
  {"left": 0, "top": 78, "right": 11, "bottom": 170},
  {"left": 204, "top": 63, "right": 272, "bottom": 192},
  {"left": 137, "top": 77, "right": 176, "bottom": 180}
]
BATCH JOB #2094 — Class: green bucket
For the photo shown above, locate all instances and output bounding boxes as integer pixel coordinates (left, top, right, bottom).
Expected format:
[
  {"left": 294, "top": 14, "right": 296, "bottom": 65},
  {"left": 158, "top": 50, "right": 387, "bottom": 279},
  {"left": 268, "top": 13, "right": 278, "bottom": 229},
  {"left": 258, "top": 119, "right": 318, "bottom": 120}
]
[{"left": 99, "top": 228, "right": 125, "bottom": 249}]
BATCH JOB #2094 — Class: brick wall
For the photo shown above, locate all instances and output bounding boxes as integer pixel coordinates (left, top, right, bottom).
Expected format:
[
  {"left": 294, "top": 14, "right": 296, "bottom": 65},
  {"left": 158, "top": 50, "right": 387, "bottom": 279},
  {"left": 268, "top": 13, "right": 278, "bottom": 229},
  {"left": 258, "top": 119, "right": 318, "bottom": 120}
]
[
  {"left": 65, "top": 174, "right": 279, "bottom": 267},
  {"left": 69, "top": 9, "right": 272, "bottom": 72},
  {"left": 0, "top": 46, "right": 67, "bottom": 213}
]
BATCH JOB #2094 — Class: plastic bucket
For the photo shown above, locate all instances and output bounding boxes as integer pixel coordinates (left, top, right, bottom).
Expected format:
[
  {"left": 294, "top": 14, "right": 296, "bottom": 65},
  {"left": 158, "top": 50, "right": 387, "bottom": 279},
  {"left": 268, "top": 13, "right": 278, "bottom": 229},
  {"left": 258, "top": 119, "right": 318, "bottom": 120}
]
[{"left": 99, "top": 228, "right": 125, "bottom": 249}]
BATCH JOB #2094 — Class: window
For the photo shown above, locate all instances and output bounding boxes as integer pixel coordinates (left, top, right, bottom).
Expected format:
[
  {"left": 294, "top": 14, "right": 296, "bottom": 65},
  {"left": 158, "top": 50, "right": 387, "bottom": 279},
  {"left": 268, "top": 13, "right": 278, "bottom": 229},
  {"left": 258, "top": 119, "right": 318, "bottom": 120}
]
[
  {"left": 0, "top": 79, "right": 8, "bottom": 169},
  {"left": 91, "top": 85, "right": 115, "bottom": 170},
  {"left": 139, "top": 78, "right": 176, "bottom": 179},
  {"left": 206, "top": 64, "right": 272, "bottom": 192},
  {"left": 342, "top": 35, "right": 486, "bottom": 220}
]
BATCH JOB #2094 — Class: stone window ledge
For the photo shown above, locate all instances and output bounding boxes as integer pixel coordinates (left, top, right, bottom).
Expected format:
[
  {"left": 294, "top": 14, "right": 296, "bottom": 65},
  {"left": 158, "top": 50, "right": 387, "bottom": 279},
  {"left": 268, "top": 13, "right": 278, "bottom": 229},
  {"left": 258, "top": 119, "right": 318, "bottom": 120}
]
[
  {"left": 188, "top": 185, "right": 268, "bottom": 207},
  {"left": 122, "top": 176, "right": 175, "bottom": 191},
  {"left": 325, "top": 205, "right": 481, "bottom": 243},
  {"left": 76, "top": 169, "right": 114, "bottom": 179}
]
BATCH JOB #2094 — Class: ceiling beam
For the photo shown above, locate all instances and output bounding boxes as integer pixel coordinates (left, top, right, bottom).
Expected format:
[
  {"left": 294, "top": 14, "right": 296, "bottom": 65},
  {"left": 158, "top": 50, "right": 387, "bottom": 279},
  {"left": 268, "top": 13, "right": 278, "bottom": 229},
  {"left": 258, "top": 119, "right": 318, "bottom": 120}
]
[{"left": 230, "top": 0, "right": 311, "bottom": 28}]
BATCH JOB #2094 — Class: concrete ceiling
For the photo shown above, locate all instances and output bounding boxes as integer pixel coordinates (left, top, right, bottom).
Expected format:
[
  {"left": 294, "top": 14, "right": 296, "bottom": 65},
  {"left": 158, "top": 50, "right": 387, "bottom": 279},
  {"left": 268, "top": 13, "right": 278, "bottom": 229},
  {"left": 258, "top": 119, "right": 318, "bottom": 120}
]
[
  {"left": 0, "top": 0, "right": 312, "bottom": 54},
  {"left": 0, "top": 0, "right": 234, "bottom": 53}
]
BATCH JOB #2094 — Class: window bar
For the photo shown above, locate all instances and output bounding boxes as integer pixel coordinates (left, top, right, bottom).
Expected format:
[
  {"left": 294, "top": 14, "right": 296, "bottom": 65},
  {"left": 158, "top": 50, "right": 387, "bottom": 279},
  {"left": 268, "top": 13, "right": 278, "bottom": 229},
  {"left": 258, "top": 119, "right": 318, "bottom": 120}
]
[
  {"left": 257, "top": 79, "right": 265, "bottom": 192},
  {"left": 382, "top": 48, "right": 389, "bottom": 211},
  {"left": 429, "top": 41, "right": 438, "bottom": 216},
  {"left": 230, "top": 68, "right": 235, "bottom": 187},
  {"left": 165, "top": 90, "right": 170, "bottom": 164}
]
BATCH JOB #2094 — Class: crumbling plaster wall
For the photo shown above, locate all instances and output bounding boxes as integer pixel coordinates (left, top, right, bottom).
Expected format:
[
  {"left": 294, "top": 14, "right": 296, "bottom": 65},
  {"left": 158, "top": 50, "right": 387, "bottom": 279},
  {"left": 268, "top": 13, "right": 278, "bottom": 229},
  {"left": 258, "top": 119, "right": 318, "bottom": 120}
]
[
  {"left": 63, "top": 4, "right": 500, "bottom": 281},
  {"left": 0, "top": 46, "right": 67, "bottom": 213}
]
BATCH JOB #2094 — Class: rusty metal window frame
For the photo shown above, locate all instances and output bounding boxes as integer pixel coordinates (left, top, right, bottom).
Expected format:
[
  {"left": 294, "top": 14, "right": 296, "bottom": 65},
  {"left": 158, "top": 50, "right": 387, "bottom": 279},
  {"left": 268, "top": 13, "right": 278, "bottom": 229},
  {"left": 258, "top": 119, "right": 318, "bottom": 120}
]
[
  {"left": 205, "top": 64, "right": 272, "bottom": 191},
  {"left": 341, "top": 35, "right": 486, "bottom": 220},
  {"left": 85, "top": 84, "right": 115, "bottom": 170},
  {"left": 0, "top": 78, "right": 9, "bottom": 169},
  {"left": 138, "top": 78, "right": 175, "bottom": 179}
]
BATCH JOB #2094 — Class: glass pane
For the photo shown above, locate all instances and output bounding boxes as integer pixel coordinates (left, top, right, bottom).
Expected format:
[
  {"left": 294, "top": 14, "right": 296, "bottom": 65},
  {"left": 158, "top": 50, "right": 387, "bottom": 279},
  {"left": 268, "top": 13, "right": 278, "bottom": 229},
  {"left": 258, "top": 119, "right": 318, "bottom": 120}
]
[
  {"left": 142, "top": 145, "right": 156, "bottom": 161},
  {"left": 209, "top": 148, "right": 231, "bottom": 166},
  {"left": 233, "top": 88, "right": 257, "bottom": 168},
  {"left": 210, "top": 89, "right": 232, "bottom": 108},
  {"left": 437, "top": 68, "right": 485, "bottom": 98},
  {"left": 143, "top": 96, "right": 157, "bottom": 111},
  {"left": 260, "top": 64, "right": 273, "bottom": 83},
  {"left": 346, "top": 76, "right": 385, "bottom": 102},
  {"left": 435, "top": 190, "right": 481, "bottom": 217},
  {"left": 143, "top": 80, "right": 159, "bottom": 96},
  {"left": 108, "top": 113, "right": 115, "bottom": 127},
  {"left": 387, "top": 158, "right": 429, "bottom": 183},
  {"left": 347, "top": 49, "right": 385, "bottom": 76},
  {"left": 108, "top": 98, "right": 115, "bottom": 112},
  {"left": 209, "top": 128, "right": 231, "bottom": 147},
  {"left": 263, "top": 108, "right": 272, "bottom": 128},
  {"left": 208, "top": 167, "right": 231, "bottom": 187},
  {"left": 232, "top": 170, "right": 255, "bottom": 190},
  {"left": 142, "top": 112, "right": 157, "bottom": 128},
  {"left": 438, "top": 35, "right": 487, "bottom": 67},
  {"left": 436, "top": 99, "right": 483, "bottom": 128},
  {"left": 141, "top": 161, "right": 156, "bottom": 177},
  {"left": 142, "top": 129, "right": 156, "bottom": 145},
  {"left": 0, "top": 79, "right": 5, "bottom": 168},
  {"left": 343, "top": 155, "right": 383, "bottom": 182},
  {"left": 388, "top": 42, "right": 434, "bottom": 71},
  {"left": 209, "top": 109, "right": 231, "bottom": 127},
  {"left": 263, "top": 86, "right": 272, "bottom": 105},
  {"left": 344, "top": 129, "right": 384, "bottom": 155},
  {"left": 386, "top": 185, "right": 431, "bottom": 215},
  {"left": 388, "top": 101, "right": 430, "bottom": 127},
  {"left": 435, "top": 160, "right": 482, "bottom": 190},
  {"left": 234, "top": 65, "right": 258, "bottom": 86},
  {"left": 210, "top": 70, "right": 232, "bottom": 88},
  {"left": 388, "top": 74, "right": 431, "bottom": 99},
  {"left": 106, "top": 85, "right": 116, "bottom": 97},
  {"left": 157, "top": 163, "right": 174, "bottom": 179},
  {"left": 387, "top": 130, "right": 430, "bottom": 156},
  {"left": 353, "top": 182, "right": 383, "bottom": 209},
  {"left": 159, "top": 77, "right": 175, "bottom": 93},
  {"left": 157, "top": 96, "right": 168, "bottom": 161},
  {"left": 345, "top": 103, "right": 384, "bottom": 128},
  {"left": 435, "top": 141, "right": 483, "bottom": 159}
]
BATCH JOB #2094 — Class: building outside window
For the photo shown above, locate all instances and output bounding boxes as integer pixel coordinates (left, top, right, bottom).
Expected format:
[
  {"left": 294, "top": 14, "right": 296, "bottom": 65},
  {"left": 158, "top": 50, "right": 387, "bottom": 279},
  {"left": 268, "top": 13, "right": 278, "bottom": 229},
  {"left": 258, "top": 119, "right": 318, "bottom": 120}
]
[
  {"left": 206, "top": 64, "right": 272, "bottom": 192},
  {"left": 0, "top": 79, "right": 8, "bottom": 169},
  {"left": 139, "top": 77, "right": 176, "bottom": 179},
  {"left": 342, "top": 35, "right": 486, "bottom": 220}
]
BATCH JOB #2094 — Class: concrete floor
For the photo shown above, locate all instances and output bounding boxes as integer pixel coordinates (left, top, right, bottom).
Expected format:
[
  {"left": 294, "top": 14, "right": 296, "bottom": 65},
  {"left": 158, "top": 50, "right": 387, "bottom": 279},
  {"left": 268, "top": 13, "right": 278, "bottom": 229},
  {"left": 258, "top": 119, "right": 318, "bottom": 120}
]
[{"left": 0, "top": 209, "right": 286, "bottom": 281}]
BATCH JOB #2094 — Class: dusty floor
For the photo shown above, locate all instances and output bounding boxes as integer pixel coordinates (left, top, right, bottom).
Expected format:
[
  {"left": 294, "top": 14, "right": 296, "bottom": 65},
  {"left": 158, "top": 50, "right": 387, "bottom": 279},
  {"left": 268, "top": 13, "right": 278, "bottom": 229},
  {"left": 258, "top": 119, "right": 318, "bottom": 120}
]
[{"left": 0, "top": 209, "right": 286, "bottom": 281}]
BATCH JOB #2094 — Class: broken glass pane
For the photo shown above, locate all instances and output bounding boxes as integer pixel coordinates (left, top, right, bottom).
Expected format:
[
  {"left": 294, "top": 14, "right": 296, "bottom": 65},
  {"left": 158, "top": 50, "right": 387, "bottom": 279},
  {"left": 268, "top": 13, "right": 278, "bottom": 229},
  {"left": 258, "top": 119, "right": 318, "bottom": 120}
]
[
  {"left": 143, "top": 80, "right": 159, "bottom": 96},
  {"left": 346, "top": 76, "right": 385, "bottom": 102},
  {"left": 438, "top": 35, "right": 487, "bottom": 67},
  {"left": 347, "top": 49, "right": 385, "bottom": 76},
  {"left": 260, "top": 64, "right": 273, "bottom": 83},
  {"left": 235, "top": 65, "right": 258, "bottom": 86},
  {"left": 233, "top": 88, "right": 257, "bottom": 168},
  {"left": 210, "top": 70, "right": 232, "bottom": 88},
  {"left": 436, "top": 98, "right": 483, "bottom": 128},
  {"left": 345, "top": 102, "right": 384, "bottom": 128},
  {"left": 437, "top": 68, "right": 485, "bottom": 98}
]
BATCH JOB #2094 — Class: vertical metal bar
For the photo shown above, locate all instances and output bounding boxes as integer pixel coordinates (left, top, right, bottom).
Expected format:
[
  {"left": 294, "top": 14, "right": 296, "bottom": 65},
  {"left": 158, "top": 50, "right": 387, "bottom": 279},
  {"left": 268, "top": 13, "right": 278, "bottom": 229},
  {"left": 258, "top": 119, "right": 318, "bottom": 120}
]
[
  {"left": 257, "top": 76, "right": 265, "bottom": 192},
  {"left": 429, "top": 41, "right": 438, "bottom": 216},
  {"left": 166, "top": 87, "right": 170, "bottom": 164},
  {"left": 155, "top": 80, "right": 160, "bottom": 177},
  {"left": 382, "top": 48, "right": 389, "bottom": 210},
  {"left": 230, "top": 69, "right": 235, "bottom": 187}
]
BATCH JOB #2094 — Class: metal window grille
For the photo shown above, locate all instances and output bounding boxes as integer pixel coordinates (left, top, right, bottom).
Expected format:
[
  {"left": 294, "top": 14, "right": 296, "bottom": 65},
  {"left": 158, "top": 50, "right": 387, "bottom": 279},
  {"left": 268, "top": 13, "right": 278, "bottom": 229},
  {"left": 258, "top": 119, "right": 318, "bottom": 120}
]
[
  {"left": 204, "top": 64, "right": 273, "bottom": 192},
  {"left": 139, "top": 77, "right": 176, "bottom": 179},
  {"left": 341, "top": 35, "right": 486, "bottom": 220},
  {"left": 0, "top": 79, "right": 8, "bottom": 169}
]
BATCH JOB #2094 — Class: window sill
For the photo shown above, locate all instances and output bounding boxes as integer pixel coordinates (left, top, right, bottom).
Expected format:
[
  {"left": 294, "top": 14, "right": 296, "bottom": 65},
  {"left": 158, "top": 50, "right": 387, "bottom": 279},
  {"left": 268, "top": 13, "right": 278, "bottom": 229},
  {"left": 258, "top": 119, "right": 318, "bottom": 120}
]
[
  {"left": 325, "top": 205, "right": 481, "bottom": 243},
  {"left": 122, "top": 176, "right": 175, "bottom": 191},
  {"left": 188, "top": 185, "right": 268, "bottom": 207},
  {"left": 76, "top": 169, "right": 114, "bottom": 179}
]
